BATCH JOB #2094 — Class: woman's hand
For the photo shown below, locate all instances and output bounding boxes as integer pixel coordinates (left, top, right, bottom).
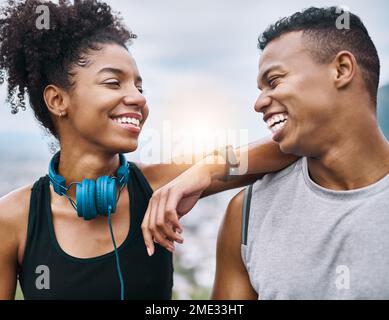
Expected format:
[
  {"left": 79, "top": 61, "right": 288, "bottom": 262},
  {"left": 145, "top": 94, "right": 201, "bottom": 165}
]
[{"left": 141, "top": 160, "right": 214, "bottom": 256}]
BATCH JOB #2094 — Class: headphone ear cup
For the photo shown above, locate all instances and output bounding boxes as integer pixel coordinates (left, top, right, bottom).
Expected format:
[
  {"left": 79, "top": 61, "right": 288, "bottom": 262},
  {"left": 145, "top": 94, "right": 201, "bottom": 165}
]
[
  {"left": 76, "top": 179, "right": 97, "bottom": 221},
  {"left": 96, "top": 176, "right": 106, "bottom": 216},
  {"left": 96, "top": 176, "right": 117, "bottom": 216}
]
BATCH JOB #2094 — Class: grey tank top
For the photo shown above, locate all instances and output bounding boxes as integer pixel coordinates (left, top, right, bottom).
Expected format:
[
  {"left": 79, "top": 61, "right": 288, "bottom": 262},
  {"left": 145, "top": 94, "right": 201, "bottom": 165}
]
[{"left": 241, "top": 157, "right": 389, "bottom": 300}]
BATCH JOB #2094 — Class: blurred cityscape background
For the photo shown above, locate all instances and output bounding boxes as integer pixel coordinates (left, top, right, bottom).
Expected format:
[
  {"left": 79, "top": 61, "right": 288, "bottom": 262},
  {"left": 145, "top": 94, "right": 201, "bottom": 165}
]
[{"left": 1, "top": 0, "right": 389, "bottom": 299}]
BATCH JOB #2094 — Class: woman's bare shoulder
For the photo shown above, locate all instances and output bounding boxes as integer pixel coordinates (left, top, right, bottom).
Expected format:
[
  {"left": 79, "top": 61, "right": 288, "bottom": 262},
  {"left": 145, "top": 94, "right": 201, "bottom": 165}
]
[
  {"left": 0, "top": 185, "right": 33, "bottom": 279},
  {"left": 0, "top": 184, "right": 33, "bottom": 228}
]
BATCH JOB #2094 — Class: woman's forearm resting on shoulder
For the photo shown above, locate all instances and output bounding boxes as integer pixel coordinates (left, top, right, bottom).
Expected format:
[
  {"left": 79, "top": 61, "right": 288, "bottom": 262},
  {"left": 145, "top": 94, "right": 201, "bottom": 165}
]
[
  {"left": 202, "top": 137, "right": 298, "bottom": 197},
  {"left": 141, "top": 137, "right": 298, "bottom": 255}
]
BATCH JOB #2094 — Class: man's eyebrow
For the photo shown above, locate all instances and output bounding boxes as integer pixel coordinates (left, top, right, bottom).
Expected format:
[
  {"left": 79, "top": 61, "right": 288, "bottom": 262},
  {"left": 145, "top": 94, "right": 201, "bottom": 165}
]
[
  {"left": 257, "top": 64, "right": 283, "bottom": 90},
  {"left": 97, "top": 67, "right": 143, "bottom": 82}
]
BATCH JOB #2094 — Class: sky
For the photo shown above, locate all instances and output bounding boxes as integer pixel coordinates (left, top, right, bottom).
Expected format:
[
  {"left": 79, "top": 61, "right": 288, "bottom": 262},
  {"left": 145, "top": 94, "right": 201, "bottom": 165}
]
[{"left": 1, "top": 0, "right": 388, "bottom": 162}]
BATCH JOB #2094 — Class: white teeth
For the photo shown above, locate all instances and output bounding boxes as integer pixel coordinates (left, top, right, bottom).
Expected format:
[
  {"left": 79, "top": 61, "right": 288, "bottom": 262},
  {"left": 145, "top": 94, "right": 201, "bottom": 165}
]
[
  {"left": 130, "top": 118, "right": 140, "bottom": 126},
  {"left": 266, "top": 112, "right": 288, "bottom": 129},
  {"left": 113, "top": 117, "right": 140, "bottom": 127},
  {"left": 270, "top": 119, "right": 287, "bottom": 133}
]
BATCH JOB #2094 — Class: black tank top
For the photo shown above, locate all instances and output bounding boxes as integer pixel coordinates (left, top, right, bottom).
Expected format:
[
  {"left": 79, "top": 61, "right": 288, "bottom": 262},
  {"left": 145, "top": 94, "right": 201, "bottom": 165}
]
[{"left": 18, "top": 162, "right": 173, "bottom": 300}]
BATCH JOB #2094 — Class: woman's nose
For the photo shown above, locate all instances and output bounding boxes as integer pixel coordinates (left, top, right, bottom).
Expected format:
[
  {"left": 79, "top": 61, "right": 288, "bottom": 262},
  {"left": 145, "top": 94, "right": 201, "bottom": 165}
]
[{"left": 123, "top": 86, "right": 147, "bottom": 108}]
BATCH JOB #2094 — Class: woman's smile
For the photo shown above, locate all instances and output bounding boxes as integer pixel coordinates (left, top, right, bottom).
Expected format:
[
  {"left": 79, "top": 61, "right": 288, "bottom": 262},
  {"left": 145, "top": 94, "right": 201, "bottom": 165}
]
[{"left": 110, "top": 112, "right": 143, "bottom": 135}]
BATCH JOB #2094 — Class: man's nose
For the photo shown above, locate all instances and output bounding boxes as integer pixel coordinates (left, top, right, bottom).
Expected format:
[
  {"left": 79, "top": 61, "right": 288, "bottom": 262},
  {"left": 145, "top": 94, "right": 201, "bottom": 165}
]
[{"left": 254, "top": 93, "right": 272, "bottom": 114}]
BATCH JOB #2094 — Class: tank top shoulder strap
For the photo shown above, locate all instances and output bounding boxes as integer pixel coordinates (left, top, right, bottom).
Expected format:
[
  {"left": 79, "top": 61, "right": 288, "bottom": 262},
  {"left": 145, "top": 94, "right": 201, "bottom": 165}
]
[
  {"left": 241, "top": 184, "right": 253, "bottom": 246},
  {"left": 125, "top": 162, "right": 154, "bottom": 237},
  {"left": 127, "top": 161, "right": 154, "bottom": 198},
  {"left": 22, "top": 175, "right": 52, "bottom": 267}
]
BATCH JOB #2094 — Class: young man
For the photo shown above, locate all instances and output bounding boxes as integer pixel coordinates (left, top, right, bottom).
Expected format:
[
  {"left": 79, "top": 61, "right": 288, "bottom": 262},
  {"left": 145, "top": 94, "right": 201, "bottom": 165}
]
[{"left": 212, "top": 7, "right": 389, "bottom": 299}]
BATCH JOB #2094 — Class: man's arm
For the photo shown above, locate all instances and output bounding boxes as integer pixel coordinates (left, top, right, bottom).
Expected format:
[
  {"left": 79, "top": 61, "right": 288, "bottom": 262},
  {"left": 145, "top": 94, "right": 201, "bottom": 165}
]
[
  {"left": 211, "top": 190, "right": 257, "bottom": 299},
  {"left": 140, "top": 137, "right": 297, "bottom": 255}
]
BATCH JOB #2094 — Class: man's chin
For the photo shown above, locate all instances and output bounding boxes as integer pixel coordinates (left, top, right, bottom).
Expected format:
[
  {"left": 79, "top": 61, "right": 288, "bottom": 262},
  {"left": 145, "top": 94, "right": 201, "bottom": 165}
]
[{"left": 278, "top": 140, "right": 296, "bottom": 155}]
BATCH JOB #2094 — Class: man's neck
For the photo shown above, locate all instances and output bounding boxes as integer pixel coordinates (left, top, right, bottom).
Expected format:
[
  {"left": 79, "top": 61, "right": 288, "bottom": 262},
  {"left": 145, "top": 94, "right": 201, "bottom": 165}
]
[{"left": 307, "top": 128, "right": 389, "bottom": 191}]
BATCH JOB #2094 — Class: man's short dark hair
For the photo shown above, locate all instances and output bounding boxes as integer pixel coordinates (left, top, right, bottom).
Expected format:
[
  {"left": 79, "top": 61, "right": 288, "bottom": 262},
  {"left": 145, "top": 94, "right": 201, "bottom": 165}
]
[{"left": 258, "top": 6, "right": 380, "bottom": 104}]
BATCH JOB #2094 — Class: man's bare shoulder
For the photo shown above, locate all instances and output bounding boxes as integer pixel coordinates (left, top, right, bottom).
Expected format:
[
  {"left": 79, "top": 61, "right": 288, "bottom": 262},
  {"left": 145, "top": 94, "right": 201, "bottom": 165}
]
[
  {"left": 212, "top": 188, "right": 258, "bottom": 299},
  {"left": 226, "top": 189, "right": 245, "bottom": 222},
  {"left": 220, "top": 189, "right": 246, "bottom": 246}
]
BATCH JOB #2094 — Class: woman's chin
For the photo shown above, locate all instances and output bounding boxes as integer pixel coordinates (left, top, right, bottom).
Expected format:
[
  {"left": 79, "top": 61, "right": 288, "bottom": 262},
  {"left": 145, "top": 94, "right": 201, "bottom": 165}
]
[
  {"left": 119, "top": 142, "right": 138, "bottom": 154},
  {"left": 106, "top": 138, "right": 138, "bottom": 154}
]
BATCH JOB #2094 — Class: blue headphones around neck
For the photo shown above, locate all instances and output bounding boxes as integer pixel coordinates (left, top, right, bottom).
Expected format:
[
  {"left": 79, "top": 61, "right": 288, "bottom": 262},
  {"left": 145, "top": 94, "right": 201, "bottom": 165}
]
[
  {"left": 47, "top": 151, "right": 129, "bottom": 300},
  {"left": 48, "top": 151, "right": 130, "bottom": 220}
]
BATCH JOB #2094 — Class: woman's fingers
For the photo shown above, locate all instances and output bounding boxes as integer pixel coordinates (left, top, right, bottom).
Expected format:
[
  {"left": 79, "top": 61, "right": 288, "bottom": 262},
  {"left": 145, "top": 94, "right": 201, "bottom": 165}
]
[
  {"left": 142, "top": 186, "right": 186, "bottom": 255},
  {"left": 165, "top": 189, "right": 184, "bottom": 232},
  {"left": 141, "top": 200, "right": 155, "bottom": 256},
  {"left": 149, "top": 191, "right": 176, "bottom": 252},
  {"left": 156, "top": 189, "right": 184, "bottom": 243}
]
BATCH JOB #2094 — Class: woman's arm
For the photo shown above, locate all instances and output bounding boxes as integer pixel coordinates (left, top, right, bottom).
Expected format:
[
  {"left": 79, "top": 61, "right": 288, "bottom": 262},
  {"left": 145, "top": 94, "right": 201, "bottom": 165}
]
[
  {"left": 140, "top": 137, "right": 296, "bottom": 194},
  {"left": 140, "top": 137, "right": 298, "bottom": 255},
  {"left": 0, "top": 193, "right": 20, "bottom": 300},
  {"left": 201, "top": 137, "right": 297, "bottom": 197}
]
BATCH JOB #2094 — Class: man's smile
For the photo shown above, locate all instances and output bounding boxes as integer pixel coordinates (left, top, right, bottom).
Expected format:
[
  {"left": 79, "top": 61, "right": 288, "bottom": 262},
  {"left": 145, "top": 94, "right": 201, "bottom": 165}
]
[{"left": 265, "top": 112, "right": 288, "bottom": 134}]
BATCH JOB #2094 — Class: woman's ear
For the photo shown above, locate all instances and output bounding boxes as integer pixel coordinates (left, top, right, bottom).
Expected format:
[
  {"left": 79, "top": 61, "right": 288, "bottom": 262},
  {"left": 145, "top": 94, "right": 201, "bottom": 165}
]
[
  {"left": 333, "top": 50, "right": 357, "bottom": 89},
  {"left": 44, "top": 85, "right": 69, "bottom": 117}
]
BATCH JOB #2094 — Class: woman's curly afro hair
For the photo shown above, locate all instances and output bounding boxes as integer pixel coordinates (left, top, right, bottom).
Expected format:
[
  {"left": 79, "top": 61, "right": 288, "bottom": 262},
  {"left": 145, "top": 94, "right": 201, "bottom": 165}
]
[{"left": 0, "top": 0, "right": 137, "bottom": 140}]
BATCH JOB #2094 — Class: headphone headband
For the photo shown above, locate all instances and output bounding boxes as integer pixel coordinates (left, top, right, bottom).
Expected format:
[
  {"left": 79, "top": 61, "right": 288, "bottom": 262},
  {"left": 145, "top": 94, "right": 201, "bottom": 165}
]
[{"left": 48, "top": 151, "right": 129, "bottom": 196}]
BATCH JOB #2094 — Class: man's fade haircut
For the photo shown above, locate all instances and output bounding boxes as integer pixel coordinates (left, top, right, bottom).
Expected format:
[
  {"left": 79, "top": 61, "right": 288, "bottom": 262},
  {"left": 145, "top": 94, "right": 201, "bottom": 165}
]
[{"left": 258, "top": 6, "right": 380, "bottom": 105}]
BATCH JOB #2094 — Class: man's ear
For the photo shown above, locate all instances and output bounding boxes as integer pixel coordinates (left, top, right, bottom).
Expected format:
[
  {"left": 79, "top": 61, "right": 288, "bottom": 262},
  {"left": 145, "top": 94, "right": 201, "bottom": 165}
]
[
  {"left": 43, "top": 85, "right": 69, "bottom": 117},
  {"left": 333, "top": 50, "right": 357, "bottom": 89}
]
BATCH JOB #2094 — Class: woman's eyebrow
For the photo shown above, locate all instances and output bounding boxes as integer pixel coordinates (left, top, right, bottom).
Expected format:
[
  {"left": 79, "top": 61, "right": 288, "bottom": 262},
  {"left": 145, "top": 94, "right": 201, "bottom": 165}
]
[
  {"left": 96, "top": 67, "right": 142, "bottom": 83},
  {"left": 97, "top": 67, "right": 126, "bottom": 76}
]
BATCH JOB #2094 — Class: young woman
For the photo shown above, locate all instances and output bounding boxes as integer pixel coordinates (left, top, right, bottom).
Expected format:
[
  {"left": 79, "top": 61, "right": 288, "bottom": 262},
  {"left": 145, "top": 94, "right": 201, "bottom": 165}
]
[{"left": 0, "top": 0, "right": 296, "bottom": 300}]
